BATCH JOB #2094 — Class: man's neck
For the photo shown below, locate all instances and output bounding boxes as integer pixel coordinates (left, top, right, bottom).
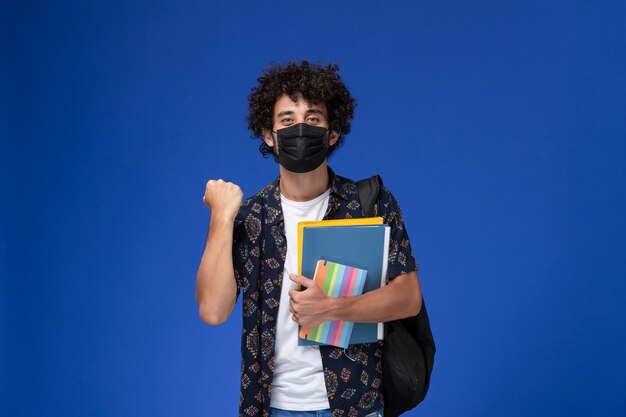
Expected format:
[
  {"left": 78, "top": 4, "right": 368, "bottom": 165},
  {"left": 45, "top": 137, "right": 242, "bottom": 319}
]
[{"left": 278, "top": 162, "right": 330, "bottom": 202}]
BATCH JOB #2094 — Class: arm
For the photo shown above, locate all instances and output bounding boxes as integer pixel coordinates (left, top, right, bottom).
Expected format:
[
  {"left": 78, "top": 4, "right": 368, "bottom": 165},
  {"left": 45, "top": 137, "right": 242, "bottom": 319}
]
[
  {"left": 195, "top": 179, "right": 242, "bottom": 326},
  {"left": 290, "top": 184, "right": 421, "bottom": 327},
  {"left": 288, "top": 271, "right": 422, "bottom": 328}
]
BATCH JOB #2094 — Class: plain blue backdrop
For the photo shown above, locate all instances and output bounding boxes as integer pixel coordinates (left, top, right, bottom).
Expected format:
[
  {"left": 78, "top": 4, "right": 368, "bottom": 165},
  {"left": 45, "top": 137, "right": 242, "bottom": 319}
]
[{"left": 2, "top": 1, "right": 625, "bottom": 416}]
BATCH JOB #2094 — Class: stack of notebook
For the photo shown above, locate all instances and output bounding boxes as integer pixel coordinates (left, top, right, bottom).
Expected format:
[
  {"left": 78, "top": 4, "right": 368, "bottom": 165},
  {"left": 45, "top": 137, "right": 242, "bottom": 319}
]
[{"left": 297, "top": 217, "right": 390, "bottom": 348}]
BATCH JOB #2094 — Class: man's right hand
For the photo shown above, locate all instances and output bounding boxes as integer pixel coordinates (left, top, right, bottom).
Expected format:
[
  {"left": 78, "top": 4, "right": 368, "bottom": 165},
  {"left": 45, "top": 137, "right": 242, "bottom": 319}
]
[
  {"left": 203, "top": 179, "right": 243, "bottom": 221},
  {"left": 197, "top": 179, "right": 242, "bottom": 325}
]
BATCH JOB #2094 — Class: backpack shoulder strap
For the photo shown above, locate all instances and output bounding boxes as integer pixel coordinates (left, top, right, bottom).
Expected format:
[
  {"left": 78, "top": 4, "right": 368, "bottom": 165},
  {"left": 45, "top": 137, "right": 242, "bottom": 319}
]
[{"left": 356, "top": 175, "right": 383, "bottom": 217}]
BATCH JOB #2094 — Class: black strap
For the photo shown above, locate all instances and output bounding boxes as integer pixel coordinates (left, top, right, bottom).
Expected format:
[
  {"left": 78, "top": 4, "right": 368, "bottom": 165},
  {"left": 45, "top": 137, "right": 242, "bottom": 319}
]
[
  {"left": 356, "top": 175, "right": 382, "bottom": 217},
  {"left": 356, "top": 174, "right": 436, "bottom": 416},
  {"left": 356, "top": 175, "right": 388, "bottom": 340}
]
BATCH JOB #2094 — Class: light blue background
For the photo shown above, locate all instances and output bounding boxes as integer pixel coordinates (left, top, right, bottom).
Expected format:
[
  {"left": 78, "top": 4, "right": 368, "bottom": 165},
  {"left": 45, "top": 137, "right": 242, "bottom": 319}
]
[{"left": 2, "top": 1, "right": 625, "bottom": 416}]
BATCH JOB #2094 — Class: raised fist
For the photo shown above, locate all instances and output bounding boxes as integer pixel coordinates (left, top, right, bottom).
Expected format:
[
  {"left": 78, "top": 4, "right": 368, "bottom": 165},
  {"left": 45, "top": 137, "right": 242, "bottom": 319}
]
[{"left": 203, "top": 179, "right": 243, "bottom": 221}]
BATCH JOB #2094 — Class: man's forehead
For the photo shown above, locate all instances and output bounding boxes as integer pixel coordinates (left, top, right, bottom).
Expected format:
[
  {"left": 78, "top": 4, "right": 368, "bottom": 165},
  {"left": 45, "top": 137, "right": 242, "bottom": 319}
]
[{"left": 274, "top": 93, "right": 326, "bottom": 114}]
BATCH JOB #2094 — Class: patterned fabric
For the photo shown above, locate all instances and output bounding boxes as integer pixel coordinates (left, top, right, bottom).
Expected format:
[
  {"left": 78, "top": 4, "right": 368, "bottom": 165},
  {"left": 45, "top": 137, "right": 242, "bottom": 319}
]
[{"left": 232, "top": 167, "right": 418, "bottom": 417}]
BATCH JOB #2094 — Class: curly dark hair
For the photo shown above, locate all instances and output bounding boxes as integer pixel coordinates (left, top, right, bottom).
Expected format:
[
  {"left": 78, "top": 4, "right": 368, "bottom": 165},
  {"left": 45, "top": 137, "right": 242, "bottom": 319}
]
[{"left": 247, "top": 60, "right": 356, "bottom": 159}]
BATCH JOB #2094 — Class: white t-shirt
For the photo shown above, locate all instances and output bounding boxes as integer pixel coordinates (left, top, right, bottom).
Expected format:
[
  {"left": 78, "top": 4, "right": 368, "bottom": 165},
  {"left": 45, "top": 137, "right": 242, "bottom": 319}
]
[{"left": 270, "top": 188, "right": 331, "bottom": 411}]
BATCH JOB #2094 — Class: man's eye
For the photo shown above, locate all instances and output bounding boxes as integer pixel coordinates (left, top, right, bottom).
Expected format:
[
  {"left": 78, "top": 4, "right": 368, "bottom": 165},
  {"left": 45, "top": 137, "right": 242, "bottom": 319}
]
[
  {"left": 307, "top": 117, "right": 320, "bottom": 123},
  {"left": 281, "top": 118, "right": 293, "bottom": 124}
]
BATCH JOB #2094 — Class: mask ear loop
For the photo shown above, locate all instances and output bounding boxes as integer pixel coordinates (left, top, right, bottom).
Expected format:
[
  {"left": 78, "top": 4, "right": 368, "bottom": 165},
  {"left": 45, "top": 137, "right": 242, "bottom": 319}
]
[
  {"left": 316, "top": 125, "right": 333, "bottom": 157},
  {"left": 269, "top": 129, "right": 279, "bottom": 156}
]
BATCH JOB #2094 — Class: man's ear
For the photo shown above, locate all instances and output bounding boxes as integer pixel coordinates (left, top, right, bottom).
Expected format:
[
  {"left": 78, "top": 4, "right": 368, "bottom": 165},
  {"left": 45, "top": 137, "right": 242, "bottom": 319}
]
[
  {"left": 329, "top": 131, "right": 340, "bottom": 147},
  {"left": 262, "top": 130, "right": 275, "bottom": 147}
]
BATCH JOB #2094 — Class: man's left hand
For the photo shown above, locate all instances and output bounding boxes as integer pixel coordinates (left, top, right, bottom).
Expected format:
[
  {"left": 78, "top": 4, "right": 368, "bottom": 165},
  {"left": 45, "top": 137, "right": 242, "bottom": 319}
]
[{"left": 288, "top": 273, "right": 334, "bottom": 328}]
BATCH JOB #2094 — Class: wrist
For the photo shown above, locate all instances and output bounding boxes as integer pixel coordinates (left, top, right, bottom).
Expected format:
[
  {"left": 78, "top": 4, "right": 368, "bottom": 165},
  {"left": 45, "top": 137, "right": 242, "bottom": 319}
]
[
  {"left": 326, "top": 295, "right": 350, "bottom": 321},
  {"left": 210, "top": 212, "right": 237, "bottom": 226}
]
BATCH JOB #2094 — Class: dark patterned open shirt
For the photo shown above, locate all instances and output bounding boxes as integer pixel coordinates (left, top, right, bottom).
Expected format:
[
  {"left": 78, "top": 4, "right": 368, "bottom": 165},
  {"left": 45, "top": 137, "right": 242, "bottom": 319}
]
[{"left": 232, "top": 168, "right": 418, "bottom": 417}]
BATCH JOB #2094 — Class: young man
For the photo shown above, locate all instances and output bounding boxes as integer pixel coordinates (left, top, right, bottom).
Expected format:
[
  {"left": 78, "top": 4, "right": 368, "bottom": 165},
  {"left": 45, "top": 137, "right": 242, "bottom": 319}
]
[{"left": 196, "top": 61, "right": 422, "bottom": 417}]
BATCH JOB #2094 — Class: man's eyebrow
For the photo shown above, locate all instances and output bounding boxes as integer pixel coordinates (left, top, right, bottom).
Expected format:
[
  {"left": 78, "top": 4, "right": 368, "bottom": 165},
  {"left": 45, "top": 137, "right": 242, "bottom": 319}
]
[
  {"left": 276, "top": 110, "right": 295, "bottom": 118},
  {"left": 275, "top": 108, "right": 324, "bottom": 118}
]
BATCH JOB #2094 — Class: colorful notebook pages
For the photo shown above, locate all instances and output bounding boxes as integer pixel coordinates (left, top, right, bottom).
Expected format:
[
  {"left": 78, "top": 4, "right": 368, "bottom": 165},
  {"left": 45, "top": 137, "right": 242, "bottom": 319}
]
[{"left": 298, "top": 260, "right": 368, "bottom": 348}]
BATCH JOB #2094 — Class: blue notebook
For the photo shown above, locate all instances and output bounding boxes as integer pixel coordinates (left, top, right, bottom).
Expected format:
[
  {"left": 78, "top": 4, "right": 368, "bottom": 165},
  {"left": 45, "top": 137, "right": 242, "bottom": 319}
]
[{"left": 298, "top": 224, "right": 390, "bottom": 346}]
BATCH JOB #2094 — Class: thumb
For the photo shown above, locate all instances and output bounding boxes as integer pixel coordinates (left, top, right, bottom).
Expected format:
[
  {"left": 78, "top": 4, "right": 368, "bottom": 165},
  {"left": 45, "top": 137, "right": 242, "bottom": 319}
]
[{"left": 289, "top": 273, "right": 313, "bottom": 288}]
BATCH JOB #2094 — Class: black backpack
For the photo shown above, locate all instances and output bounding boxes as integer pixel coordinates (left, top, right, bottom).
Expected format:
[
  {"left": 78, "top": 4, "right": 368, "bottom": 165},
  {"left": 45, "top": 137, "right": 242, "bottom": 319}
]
[{"left": 356, "top": 175, "right": 436, "bottom": 417}]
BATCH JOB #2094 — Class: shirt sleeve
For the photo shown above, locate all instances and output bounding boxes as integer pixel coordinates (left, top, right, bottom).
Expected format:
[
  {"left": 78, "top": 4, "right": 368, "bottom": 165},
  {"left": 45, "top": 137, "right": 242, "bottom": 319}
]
[
  {"left": 232, "top": 221, "right": 245, "bottom": 300},
  {"left": 377, "top": 186, "right": 419, "bottom": 281}
]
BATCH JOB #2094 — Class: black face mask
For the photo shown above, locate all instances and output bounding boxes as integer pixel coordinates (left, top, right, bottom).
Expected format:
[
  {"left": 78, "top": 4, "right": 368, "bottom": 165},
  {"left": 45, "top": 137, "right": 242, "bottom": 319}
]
[{"left": 275, "top": 123, "right": 329, "bottom": 173}]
